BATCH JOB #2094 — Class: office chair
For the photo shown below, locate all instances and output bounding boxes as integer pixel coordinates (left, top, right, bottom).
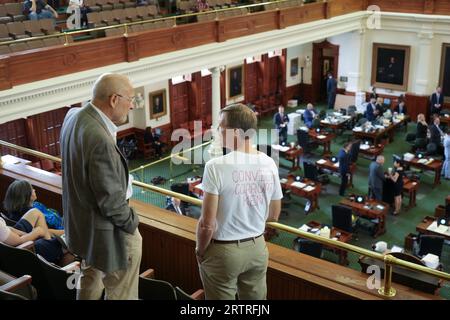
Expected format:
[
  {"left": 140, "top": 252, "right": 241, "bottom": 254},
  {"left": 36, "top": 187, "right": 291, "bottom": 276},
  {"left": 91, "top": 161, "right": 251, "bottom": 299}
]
[
  {"left": 303, "top": 161, "right": 329, "bottom": 185},
  {"left": 417, "top": 235, "right": 445, "bottom": 259},
  {"left": 331, "top": 205, "right": 354, "bottom": 233},
  {"left": 297, "top": 129, "right": 317, "bottom": 156},
  {"left": 174, "top": 286, "right": 204, "bottom": 300},
  {"left": 357, "top": 117, "right": 368, "bottom": 127},
  {"left": 293, "top": 238, "right": 323, "bottom": 258},
  {"left": 139, "top": 277, "right": 177, "bottom": 300},
  {"left": 349, "top": 140, "right": 360, "bottom": 163}
]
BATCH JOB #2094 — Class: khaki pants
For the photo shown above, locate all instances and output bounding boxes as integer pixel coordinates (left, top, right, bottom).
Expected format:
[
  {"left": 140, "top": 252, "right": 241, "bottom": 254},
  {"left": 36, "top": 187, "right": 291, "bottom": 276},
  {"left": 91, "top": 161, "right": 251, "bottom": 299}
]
[
  {"left": 77, "top": 230, "right": 142, "bottom": 300},
  {"left": 199, "top": 236, "right": 268, "bottom": 300}
]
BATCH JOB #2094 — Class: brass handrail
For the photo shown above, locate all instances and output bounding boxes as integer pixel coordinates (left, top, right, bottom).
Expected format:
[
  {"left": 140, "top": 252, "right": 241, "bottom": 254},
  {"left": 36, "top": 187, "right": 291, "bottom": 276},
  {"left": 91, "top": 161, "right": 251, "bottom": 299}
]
[
  {"left": 129, "top": 139, "right": 212, "bottom": 173},
  {"left": 2, "top": 138, "right": 450, "bottom": 298},
  {"left": 267, "top": 222, "right": 450, "bottom": 297},
  {"left": 0, "top": 0, "right": 316, "bottom": 46}
]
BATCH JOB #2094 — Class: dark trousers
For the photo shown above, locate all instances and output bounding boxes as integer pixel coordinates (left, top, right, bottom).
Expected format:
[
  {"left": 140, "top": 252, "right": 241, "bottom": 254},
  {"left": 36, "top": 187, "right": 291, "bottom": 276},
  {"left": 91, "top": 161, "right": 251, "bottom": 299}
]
[
  {"left": 328, "top": 93, "right": 336, "bottom": 109},
  {"left": 339, "top": 173, "right": 348, "bottom": 196},
  {"left": 279, "top": 128, "right": 287, "bottom": 144},
  {"left": 370, "top": 187, "right": 382, "bottom": 201}
]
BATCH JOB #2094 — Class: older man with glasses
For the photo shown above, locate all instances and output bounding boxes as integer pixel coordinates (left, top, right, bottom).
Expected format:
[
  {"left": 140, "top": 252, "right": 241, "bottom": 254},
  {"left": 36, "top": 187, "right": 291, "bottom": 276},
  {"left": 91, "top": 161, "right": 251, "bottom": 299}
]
[{"left": 60, "top": 73, "right": 142, "bottom": 300}]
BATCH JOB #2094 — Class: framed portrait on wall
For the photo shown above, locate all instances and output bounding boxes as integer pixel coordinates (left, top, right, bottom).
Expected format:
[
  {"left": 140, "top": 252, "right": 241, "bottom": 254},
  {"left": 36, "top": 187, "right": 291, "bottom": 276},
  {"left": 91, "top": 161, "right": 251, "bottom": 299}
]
[
  {"left": 228, "top": 65, "right": 244, "bottom": 99},
  {"left": 439, "top": 43, "right": 450, "bottom": 102},
  {"left": 371, "top": 43, "right": 410, "bottom": 91},
  {"left": 149, "top": 89, "right": 167, "bottom": 120},
  {"left": 290, "top": 58, "right": 299, "bottom": 77}
]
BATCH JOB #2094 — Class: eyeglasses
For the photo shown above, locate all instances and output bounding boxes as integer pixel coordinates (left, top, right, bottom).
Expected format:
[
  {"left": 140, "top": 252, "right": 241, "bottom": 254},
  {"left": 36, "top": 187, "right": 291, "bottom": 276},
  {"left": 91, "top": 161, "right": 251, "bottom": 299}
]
[{"left": 115, "top": 94, "right": 136, "bottom": 104}]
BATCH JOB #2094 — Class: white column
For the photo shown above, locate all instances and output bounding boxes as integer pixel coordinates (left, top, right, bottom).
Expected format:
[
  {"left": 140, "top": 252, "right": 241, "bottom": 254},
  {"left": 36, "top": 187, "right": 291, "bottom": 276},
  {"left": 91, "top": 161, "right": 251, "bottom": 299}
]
[
  {"left": 356, "top": 24, "right": 368, "bottom": 92},
  {"left": 208, "top": 66, "right": 224, "bottom": 159},
  {"left": 414, "top": 30, "right": 434, "bottom": 95},
  {"left": 211, "top": 66, "right": 222, "bottom": 129}
]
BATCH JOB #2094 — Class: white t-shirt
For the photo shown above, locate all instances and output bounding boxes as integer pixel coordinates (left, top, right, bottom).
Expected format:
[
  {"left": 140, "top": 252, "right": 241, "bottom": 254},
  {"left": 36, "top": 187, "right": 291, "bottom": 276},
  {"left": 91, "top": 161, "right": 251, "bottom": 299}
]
[
  {"left": 202, "top": 151, "right": 283, "bottom": 240},
  {"left": 0, "top": 217, "right": 11, "bottom": 243}
]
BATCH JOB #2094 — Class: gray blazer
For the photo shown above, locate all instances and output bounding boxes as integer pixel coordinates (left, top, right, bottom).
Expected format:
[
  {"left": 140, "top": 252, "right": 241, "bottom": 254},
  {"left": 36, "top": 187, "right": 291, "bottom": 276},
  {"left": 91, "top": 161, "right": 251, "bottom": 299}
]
[
  {"left": 60, "top": 103, "right": 139, "bottom": 273},
  {"left": 368, "top": 161, "right": 385, "bottom": 191}
]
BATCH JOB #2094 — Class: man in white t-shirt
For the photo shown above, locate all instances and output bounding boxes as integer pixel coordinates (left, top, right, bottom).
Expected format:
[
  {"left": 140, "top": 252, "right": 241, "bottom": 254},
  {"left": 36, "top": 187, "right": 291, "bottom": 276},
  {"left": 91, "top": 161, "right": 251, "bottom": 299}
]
[{"left": 196, "top": 103, "right": 282, "bottom": 300}]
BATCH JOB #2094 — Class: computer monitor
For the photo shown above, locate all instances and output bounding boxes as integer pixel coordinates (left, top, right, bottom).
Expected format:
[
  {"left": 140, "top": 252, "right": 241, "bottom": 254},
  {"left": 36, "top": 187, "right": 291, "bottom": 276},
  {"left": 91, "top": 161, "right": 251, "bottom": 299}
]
[
  {"left": 154, "top": 128, "right": 162, "bottom": 136},
  {"left": 383, "top": 98, "right": 391, "bottom": 106}
]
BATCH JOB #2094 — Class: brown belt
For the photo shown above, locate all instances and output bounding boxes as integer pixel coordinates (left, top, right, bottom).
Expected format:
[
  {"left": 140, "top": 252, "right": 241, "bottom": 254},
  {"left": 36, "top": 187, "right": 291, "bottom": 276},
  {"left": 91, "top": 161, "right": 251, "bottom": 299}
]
[{"left": 211, "top": 234, "right": 263, "bottom": 244}]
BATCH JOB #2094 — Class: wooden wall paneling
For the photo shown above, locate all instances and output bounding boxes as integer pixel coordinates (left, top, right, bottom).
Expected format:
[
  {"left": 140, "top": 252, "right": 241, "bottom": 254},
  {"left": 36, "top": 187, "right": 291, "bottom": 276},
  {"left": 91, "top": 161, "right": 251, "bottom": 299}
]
[
  {"left": 244, "top": 61, "right": 258, "bottom": 103},
  {"left": 7, "top": 38, "right": 127, "bottom": 87},
  {"left": 0, "top": 58, "right": 11, "bottom": 90},
  {"left": 300, "top": 83, "right": 313, "bottom": 104},
  {"left": 136, "top": 22, "right": 217, "bottom": 58},
  {"left": 405, "top": 93, "right": 430, "bottom": 122},
  {"left": 220, "top": 69, "right": 226, "bottom": 107},
  {"left": 201, "top": 74, "right": 212, "bottom": 122},
  {"left": 217, "top": 11, "right": 278, "bottom": 42},
  {"left": 169, "top": 80, "right": 190, "bottom": 129},
  {"left": 285, "top": 85, "right": 300, "bottom": 104},
  {"left": 311, "top": 40, "right": 339, "bottom": 104},
  {"left": 433, "top": 0, "right": 450, "bottom": 15},
  {"left": 327, "top": 0, "right": 364, "bottom": 18},
  {"left": 0, "top": 118, "right": 27, "bottom": 157},
  {"left": 368, "top": 0, "right": 426, "bottom": 14},
  {"left": 280, "top": 49, "right": 287, "bottom": 106},
  {"left": 279, "top": 2, "right": 326, "bottom": 28},
  {"left": 188, "top": 71, "right": 202, "bottom": 121}
]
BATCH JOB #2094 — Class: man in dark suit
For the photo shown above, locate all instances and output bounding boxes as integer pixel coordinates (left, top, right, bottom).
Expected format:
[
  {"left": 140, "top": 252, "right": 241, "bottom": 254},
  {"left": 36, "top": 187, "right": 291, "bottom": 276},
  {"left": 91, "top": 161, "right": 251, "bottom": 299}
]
[
  {"left": 273, "top": 105, "right": 289, "bottom": 144},
  {"left": 338, "top": 142, "right": 352, "bottom": 196},
  {"left": 365, "top": 96, "right": 377, "bottom": 122},
  {"left": 429, "top": 116, "right": 444, "bottom": 153},
  {"left": 394, "top": 100, "right": 407, "bottom": 115},
  {"left": 326, "top": 73, "right": 337, "bottom": 110},
  {"left": 430, "top": 86, "right": 444, "bottom": 116},
  {"left": 368, "top": 155, "right": 385, "bottom": 201},
  {"left": 60, "top": 74, "right": 142, "bottom": 300},
  {"left": 303, "top": 103, "right": 317, "bottom": 128}
]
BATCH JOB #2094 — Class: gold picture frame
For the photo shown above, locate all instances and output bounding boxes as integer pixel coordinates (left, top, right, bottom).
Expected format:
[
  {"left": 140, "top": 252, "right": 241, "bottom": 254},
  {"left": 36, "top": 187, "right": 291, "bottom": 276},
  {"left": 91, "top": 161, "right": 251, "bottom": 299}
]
[
  {"left": 371, "top": 43, "right": 410, "bottom": 91},
  {"left": 227, "top": 65, "right": 244, "bottom": 99},
  {"left": 149, "top": 89, "right": 167, "bottom": 120},
  {"left": 290, "top": 58, "right": 299, "bottom": 77}
]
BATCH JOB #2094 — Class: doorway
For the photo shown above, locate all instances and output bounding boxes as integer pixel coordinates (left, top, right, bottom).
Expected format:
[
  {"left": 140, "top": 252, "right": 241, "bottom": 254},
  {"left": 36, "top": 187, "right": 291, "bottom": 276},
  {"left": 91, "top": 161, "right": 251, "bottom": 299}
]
[{"left": 312, "top": 40, "right": 340, "bottom": 104}]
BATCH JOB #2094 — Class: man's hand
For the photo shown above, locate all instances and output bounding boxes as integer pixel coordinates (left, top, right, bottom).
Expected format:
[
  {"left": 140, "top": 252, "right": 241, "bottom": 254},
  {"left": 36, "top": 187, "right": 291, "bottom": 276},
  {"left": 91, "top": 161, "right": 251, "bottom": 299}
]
[{"left": 195, "top": 247, "right": 205, "bottom": 264}]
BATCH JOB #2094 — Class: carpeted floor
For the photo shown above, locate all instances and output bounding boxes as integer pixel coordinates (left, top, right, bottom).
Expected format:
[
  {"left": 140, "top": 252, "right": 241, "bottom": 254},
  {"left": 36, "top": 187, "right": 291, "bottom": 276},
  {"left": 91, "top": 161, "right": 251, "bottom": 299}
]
[{"left": 129, "top": 103, "right": 450, "bottom": 299}]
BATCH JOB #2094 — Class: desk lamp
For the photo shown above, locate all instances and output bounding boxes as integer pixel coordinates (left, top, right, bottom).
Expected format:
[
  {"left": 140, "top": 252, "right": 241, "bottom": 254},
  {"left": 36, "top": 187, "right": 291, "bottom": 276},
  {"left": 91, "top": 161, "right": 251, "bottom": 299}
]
[
  {"left": 356, "top": 196, "right": 364, "bottom": 203},
  {"left": 331, "top": 156, "right": 337, "bottom": 163},
  {"left": 316, "top": 128, "right": 321, "bottom": 133},
  {"left": 295, "top": 176, "right": 301, "bottom": 182}
]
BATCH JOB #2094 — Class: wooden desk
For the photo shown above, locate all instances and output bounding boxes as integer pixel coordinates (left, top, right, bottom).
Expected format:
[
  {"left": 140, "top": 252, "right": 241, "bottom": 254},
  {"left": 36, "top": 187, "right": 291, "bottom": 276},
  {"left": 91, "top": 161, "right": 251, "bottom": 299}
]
[
  {"left": 403, "top": 157, "right": 443, "bottom": 187},
  {"left": 352, "top": 124, "right": 395, "bottom": 145},
  {"left": 339, "top": 198, "right": 389, "bottom": 238},
  {"left": 308, "top": 129, "right": 335, "bottom": 156},
  {"left": 281, "top": 175, "right": 321, "bottom": 213},
  {"left": 359, "top": 143, "right": 385, "bottom": 159},
  {"left": 358, "top": 254, "right": 441, "bottom": 295},
  {"left": 187, "top": 179, "right": 203, "bottom": 198},
  {"left": 273, "top": 145, "right": 303, "bottom": 171},
  {"left": 440, "top": 115, "right": 450, "bottom": 127},
  {"left": 392, "top": 115, "right": 410, "bottom": 133},
  {"left": 402, "top": 177, "right": 419, "bottom": 210},
  {"left": 304, "top": 220, "right": 352, "bottom": 265},
  {"left": 315, "top": 158, "right": 356, "bottom": 187},
  {"left": 416, "top": 216, "right": 450, "bottom": 241},
  {"left": 320, "top": 116, "right": 352, "bottom": 134}
]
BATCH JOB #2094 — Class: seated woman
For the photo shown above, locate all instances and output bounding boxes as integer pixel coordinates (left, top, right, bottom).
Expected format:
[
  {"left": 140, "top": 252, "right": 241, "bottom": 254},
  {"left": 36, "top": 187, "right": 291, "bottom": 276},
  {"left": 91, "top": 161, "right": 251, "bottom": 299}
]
[
  {"left": 0, "top": 208, "right": 63, "bottom": 264},
  {"left": 3, "top": 180, "right": 64, "bottom": 231}
]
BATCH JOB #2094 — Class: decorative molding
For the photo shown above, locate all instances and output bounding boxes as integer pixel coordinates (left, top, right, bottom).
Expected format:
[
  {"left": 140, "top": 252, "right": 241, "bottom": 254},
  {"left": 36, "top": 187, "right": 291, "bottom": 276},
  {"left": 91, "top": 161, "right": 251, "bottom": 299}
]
[{"left": 1, "top": 10, "right": 450, "bottom": 122}]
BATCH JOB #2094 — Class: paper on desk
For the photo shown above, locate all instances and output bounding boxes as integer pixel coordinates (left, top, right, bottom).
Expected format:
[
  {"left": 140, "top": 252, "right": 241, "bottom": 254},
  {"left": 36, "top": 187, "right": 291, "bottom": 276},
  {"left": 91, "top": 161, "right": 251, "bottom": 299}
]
[
  {"left": 333, "top": 162, "right": 339, "bottom": 167},
  {"left": 299, "top": 224, "right": 310, "bottom": 232},
  {"left": 291, "top": 181, "right": 306, "bottom": 189},
  {"left": 195, "top": 183, "right": 203, "bottom": 190},
  {"left": 280, "top": 178, "right": 288, "bottom": 184},
  {"left": 304, "top": 186, "right": 315, "bottom": 192},
  {"left": 317, "top": 159, "right": 327, "bottom": 165},
  {"left": 353, "top": 127, "right": 363, "bottom": 132},
  {"left": 375, "top": 205, "right": 384, "bottom": 210},
  {"left": 427, "top": 221, "right": 438, "bottom": 231},
  {"left": 360, "top": 144, "right": 370, "bottom": 150},
  {"left": 317, "top": 135, "right": 326, "bottom": 139},
  {"left": 437, "top": 225, "right": 449, "bottom": 234},
  {"left": 390, "top": 245, "right": 403, "bottom": 253}
]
